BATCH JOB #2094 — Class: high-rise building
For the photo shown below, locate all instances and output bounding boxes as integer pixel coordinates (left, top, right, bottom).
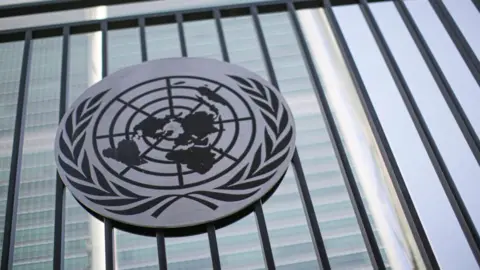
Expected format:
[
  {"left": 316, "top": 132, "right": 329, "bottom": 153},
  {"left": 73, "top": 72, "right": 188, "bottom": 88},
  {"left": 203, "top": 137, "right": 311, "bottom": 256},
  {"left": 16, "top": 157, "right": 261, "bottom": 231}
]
[{"left": 1, "top": 0, "right": 479, "bottom": 269}]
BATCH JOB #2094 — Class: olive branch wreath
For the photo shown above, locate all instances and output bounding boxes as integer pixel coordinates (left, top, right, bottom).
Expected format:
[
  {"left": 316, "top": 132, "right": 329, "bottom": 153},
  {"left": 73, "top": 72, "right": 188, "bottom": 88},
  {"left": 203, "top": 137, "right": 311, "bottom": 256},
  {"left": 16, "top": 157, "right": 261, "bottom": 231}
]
[{"left": 57, "top": 76, "right": 293, "bottom": 218}]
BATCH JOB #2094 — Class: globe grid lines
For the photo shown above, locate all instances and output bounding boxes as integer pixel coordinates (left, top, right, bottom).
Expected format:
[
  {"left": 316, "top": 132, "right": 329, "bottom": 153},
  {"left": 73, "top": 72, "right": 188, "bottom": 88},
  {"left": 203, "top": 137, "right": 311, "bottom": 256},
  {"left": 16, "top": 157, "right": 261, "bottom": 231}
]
[
  {"left": 92, "top": 75, "right": 257, "bottom": 190},
  {"left": 166, "top": 78, "right": 182, "bottom": 185},
  {"left": 96, "top": 117, "right": 253, "bottom": 140},
  {"left": 105, "top": 88, "right": 247, "bottom": 160},
  {"left": 115, "top": 91, "right": 230, "bottom": 174},
  {"left": 167, "top": 78, "right": 175, "bottom": 116},
  {"left": 125, "top": 96, "right": 225, "bottom": 148},
  {"left": 189, "top": 84, "right": 222, "bottom": 114},
  {"left": 110, "top": 94, "right": 226, "bottom": 179},
  {"left": 100, "top": 99, "right": 248, "bottom": 163}
]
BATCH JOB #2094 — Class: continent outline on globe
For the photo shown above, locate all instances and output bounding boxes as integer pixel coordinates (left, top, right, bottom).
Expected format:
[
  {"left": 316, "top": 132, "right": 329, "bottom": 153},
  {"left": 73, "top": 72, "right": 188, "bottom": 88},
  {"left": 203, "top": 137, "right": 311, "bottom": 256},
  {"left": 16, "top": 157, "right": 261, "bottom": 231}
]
[
  {"left": 92, "top": 75, "right": 258, "bottom": 189},
  {"left": 102, "top": 84, "right": 228, "bottom": 175},
  {"left": 54, "top": 57, "right": 296, "bottom": 231}
]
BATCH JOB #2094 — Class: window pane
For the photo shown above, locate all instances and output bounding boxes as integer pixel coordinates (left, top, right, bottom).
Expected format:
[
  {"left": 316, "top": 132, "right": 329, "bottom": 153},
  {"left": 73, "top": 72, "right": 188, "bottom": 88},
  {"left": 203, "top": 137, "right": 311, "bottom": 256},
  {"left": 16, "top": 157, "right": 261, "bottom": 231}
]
[
  {"left": 216, "top": 213, "right": 265, "bottom": 269},
  {"left": 12, "top": 36, "right": 62, "bottom": 270},
  {"left": 0, "top": 40, "right": 23, "bottom": 257},
  {"left": 146, "top": 23, "right": 181, "bottom": 60},
  {"left": 166, "top": 234, "right": 211, "bottom": 270},
  {"left": 184, "top": 18, "right": 223, "bottom": 61},
  {"left": 108, "top": 28, "right": 141, "bottom": 74},
  {"left": 116, "top": 230, "right": 156, "bottom": 269}
]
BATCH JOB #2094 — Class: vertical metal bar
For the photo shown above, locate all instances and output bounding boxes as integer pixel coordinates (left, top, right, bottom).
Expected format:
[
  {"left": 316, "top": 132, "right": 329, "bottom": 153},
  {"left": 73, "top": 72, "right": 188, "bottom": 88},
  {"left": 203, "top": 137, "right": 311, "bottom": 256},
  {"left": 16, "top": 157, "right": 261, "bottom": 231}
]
[
  {"left": 0, "top": 30, "right": 32, "bottom": 270},
  {"left": 249, "top": 7, "right": 278, "bottom": 269},
  {"left": 213, "top": 9, "right": 230, "bottom": 63},
  {"left": 138, "top": 16, "right": 170, "bottom": 270},
  {"left": 176, "top": 13, "right": 187, "bottom": 57},
  {"left": 251, "top": 5, "right": 278, "bottom": 87},
  {"left": 101, "top": 20, "right": 116, "bottom": 270},
  {"left": 58, "top": 27, "right": 70, "bottom": 148},
  {"left": 320, "top": 0, "right": 439, "bottom": 268},
  {"left": 53, "top": 26, "right": 70, "bottom": 270},
  {"left": 138, "top": 17, "right": 148, "bottom": 62},
  {"left": 101, "top": 20, "right": 108, "bottom": 78},
  {"left": 156, "top": 232, "right": 167, "bottom": 270},
  {"left": 286, "top": 2, "right": 385, "bottom": 269},
  {"left": 292, "top": 152, "right": 331, "bottom": 270},
  {"left": 251, "top": 5, "right": 332, "bottom": 269},
  {"left": 396, "top": 0, "right": 480, "bottom": 169},
  {"left": 254, "top": 202, "right": 275, "bottom": 269},
  {"left": 207, "top": 225, "right": 221, "bottom": 270},
  {"left": 428, "top": 0, "right": 480, "bottom": 85},
  {"left": 394, "top": 0, "right": 480, "bottom": 156},
  {"left": 358, "top": 0, "right": 480, "bottom": 265},
  {"left": 472, "top": 0, "right": 480, "bottom": 14},
  {"left": 175, "top": 11, "right": 224, "bottom": 269},
  {"left": 104, "top": 219, "right": 115, "bottom": 270},
  {"left": 210, "top": 9, "right": 233, "bottom": 269}
]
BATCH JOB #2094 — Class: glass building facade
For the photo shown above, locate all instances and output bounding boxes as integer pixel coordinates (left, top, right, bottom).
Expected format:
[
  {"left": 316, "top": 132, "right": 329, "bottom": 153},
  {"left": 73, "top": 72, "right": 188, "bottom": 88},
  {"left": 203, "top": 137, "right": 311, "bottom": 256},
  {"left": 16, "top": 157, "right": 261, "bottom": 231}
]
[{"left": 0, "top": 0, "right": 479, "bottom": 269}]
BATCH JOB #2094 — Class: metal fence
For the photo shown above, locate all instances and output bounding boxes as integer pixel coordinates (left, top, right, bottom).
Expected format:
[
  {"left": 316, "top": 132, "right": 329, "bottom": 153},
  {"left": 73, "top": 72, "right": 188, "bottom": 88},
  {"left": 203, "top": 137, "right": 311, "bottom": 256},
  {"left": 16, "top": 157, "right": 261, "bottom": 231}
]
[{"left": 0, "top": 0, "right": 479, "bottom": 269}]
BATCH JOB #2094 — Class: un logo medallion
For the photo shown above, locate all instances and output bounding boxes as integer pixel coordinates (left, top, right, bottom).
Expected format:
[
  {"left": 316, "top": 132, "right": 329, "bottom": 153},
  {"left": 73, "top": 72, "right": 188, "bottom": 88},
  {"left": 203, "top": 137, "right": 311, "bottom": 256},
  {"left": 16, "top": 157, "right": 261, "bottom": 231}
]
[{"left": 55, "top": 58, "right": 296, "bottom": 231}]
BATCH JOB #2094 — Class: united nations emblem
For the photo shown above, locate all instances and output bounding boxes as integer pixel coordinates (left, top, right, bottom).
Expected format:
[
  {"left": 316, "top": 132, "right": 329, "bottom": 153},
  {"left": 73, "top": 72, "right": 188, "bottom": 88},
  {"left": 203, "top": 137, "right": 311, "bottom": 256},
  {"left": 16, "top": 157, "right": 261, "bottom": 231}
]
[{"left": 55, "top": 58, "right": 295, "bottom": 231}]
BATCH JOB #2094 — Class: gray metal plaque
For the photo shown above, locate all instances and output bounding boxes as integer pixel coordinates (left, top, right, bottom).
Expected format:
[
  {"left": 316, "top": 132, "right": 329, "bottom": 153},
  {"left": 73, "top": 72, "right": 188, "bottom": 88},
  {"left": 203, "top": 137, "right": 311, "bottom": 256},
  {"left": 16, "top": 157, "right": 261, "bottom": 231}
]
[{"left": 55, "top": 57, "right": 295, "bottom": 230}]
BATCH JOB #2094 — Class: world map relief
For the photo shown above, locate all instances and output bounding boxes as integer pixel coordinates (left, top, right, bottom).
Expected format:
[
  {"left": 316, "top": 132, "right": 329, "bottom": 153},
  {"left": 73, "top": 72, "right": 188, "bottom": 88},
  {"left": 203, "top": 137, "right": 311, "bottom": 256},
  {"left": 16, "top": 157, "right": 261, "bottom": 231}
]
[{"left": 102, "top": 85, "right": 227, "bottom": 174}]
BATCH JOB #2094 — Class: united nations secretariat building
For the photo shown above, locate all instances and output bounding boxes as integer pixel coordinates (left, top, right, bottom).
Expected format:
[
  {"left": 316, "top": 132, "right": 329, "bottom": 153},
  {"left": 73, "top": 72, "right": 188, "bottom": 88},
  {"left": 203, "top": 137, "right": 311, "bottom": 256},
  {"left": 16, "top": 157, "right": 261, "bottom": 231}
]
[{"left": 1, "top": 0, "right": 480, "bottom": 270}]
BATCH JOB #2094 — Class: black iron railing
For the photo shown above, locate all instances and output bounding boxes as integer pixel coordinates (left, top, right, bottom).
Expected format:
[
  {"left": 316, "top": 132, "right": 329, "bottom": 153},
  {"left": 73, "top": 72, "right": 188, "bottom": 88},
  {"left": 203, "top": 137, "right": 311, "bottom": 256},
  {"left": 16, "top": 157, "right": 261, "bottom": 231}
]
[{"left": 1, "top": 0, "right": 479, "bottom": 269}]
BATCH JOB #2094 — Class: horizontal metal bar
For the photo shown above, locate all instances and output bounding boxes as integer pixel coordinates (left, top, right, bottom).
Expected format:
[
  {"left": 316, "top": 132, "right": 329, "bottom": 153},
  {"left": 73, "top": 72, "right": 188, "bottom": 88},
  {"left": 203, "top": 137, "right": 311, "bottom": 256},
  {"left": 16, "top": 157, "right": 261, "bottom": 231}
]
[
  {"left": 0, "top": 30, "right": 32, "bottom": 270},
  {"left": 358, "top": 0, "right": 480, "bottom": 265},
  {"left": 0, "top": 0, "right": 316, "bottom": 38},
  {"left": 0, "top": 0, "right": 158, "bottom": 18},
  {"left": 0, "top": 0, "right": 387, "bottom": 20},
  {"left": 321, "top": 0, "right": 439, "bottom": 268},
  {"left": 0, "top": 0, "right": 76, "bottom": 11}
]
